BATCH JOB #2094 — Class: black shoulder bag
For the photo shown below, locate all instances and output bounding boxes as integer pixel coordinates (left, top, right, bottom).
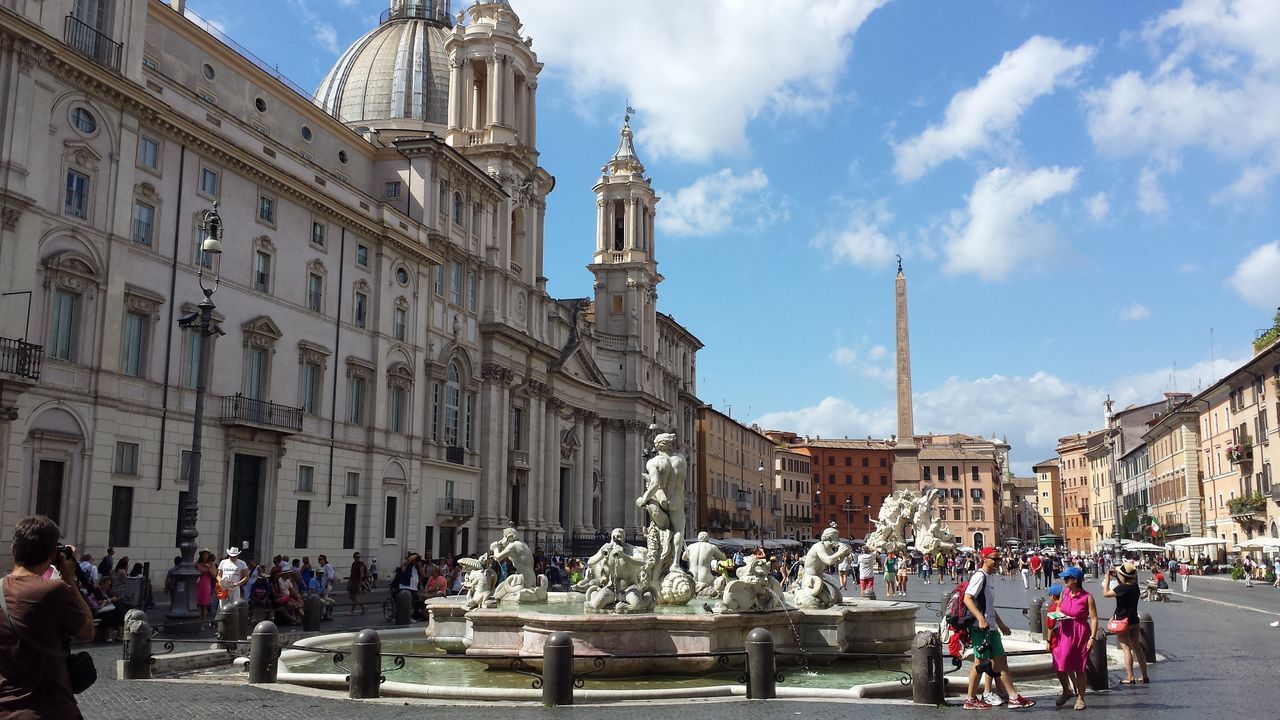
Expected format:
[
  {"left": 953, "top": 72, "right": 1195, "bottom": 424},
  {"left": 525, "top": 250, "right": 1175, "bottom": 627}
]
[{"left": 0, "top": 576, "right": 98, "bottom": 694}]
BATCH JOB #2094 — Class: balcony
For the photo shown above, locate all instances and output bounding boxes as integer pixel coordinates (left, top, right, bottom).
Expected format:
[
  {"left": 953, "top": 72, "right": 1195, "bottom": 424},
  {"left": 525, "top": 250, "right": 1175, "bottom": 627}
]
[
  {"left": 0, "top": 338, "right": 42, "bottom": 382},
  {"left": 64, "top": 15, "right": 122, "bottom": 72},
  {"left": 218, "top": 395, "right": 302, "bottom": 434},
  {"left": 508, "top": 449, "right": 530, "bottom": 470},
  {"left": 436, "top": 497, "right": 474, "bottom": 519},
  {"left": 446, "top": 445, "right": 466, "bottom": 465},
  {"left": 783, "top": 514, "right": 812, "bottom": 525}
]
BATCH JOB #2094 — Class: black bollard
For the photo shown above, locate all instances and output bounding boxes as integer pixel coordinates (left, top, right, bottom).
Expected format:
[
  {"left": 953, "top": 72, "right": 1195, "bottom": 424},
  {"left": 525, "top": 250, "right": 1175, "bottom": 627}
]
[
  {"left": 349, "top": 629, "right": 382, "bottom": 699},
  {"left": 1028, "top": 597, "right": 1043, "bottom": 635},
  {"left": 232, "top": 600, "right": 250, "bottom": 644},
  {"left": 1138, "top": 612, "right": 1155, "bottom": 663},
  {"left": 909, "top": 630, "right": 944, "bottom": 705},
  {"left": 745, "top": 627, "right": 777, "bottom": 700},
  {"left": 248, "top": 620, "right": 280, "bottom": 684},
  {"left": 216, "top": 603, "right": 240, "bottom": 649},
  {"left": 1086, "top": 629, "right": 1109, "bottom": 691},
  {"left": 542, "top": 631, "right": 574, "bottom": 706},
  {"left": 122, "top": 609, "right": 152, "bottom": 680},
  {"left": 394, "top": 590, "right": 413, "bottom": 625},
  {"left": 303, "top": 594, "right": 324, "bottom": 631}
]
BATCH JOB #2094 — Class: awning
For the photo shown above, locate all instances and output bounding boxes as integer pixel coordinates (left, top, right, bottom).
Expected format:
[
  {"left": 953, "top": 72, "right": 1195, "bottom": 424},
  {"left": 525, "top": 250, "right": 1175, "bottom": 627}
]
[{"left": 1165, "top": 536, "right": 1229, "bottom": 548}]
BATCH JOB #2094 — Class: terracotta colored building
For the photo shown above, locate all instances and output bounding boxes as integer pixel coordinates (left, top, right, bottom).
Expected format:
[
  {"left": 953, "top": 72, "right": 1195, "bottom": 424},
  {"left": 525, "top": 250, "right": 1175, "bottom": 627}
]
[{"left": 783, "top": 438, "right": 894, "bottom": 542}]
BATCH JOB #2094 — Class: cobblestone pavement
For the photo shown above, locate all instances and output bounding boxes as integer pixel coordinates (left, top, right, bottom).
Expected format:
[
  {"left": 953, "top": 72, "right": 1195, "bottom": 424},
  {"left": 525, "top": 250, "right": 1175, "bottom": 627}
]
[{"left": 73, "top": 572, "right": 1280, "bottom": 719}]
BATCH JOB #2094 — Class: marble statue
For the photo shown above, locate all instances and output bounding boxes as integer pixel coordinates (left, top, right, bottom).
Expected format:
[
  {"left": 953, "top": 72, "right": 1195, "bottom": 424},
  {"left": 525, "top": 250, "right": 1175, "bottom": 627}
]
[
  {"left": 792, "top": 527, "right": 853, "bottom": 609},
  {"left": 683, "top": 531, "right": 728, "bottom": 598},
  {"left": 912, "top": 488, "right": 956, "bottom": 556},
  {"left": 714, "top": 552, "right": 786, "bottom": 613},
  {"left": 489, "top": 527, "right": 548, "bottom": 604},
  {"left": 458, "top": 556, "right": 497, "bottom": 610},
  {"left": 581, "top": 528, "right": 656, "bottom": 613},
  {"left": 635, "top": 431, "right": 695, "bottom": 605},
  {"left": 865, "top": 488, "right": 954, "bottom": 556}
]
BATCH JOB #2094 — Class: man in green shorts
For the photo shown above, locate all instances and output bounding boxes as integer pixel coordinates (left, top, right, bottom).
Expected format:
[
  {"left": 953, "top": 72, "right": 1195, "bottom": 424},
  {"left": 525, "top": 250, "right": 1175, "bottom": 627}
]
[{"left": 962, "top": 547, "right": 1036, "bottom": 710}]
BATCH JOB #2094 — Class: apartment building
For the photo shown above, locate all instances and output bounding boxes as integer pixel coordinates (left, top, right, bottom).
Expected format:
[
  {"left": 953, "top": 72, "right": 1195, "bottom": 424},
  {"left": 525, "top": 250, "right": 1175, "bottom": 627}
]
[{"left": 697, "top": 407, "right": 775, "bottom": 540}]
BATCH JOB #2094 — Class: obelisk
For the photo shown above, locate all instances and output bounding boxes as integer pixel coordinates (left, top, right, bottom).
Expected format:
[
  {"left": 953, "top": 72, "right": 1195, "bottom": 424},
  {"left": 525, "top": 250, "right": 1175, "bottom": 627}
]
[{"left": 891, "top": 257, "right": 920, "bottom": 491}]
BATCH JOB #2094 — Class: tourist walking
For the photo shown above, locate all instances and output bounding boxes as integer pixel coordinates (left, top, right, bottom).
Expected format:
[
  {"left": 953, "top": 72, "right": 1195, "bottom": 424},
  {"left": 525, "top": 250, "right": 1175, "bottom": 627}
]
[
  {"left": 1178, "top": 562, "right": 1190, "bottom": 593},
  {"left": 857, "top": 549, "right": 876, "bottom": 595},
  {"left": 1102, "top": 562, "right": 1148, "bottom": 684},
  {"left": 838, "top": 555, "right": 852, "bottom": 590},
  {"left": 0, "top": 516, "right": 96, "bottom": 719},
  {"left": 1051, "top": 567, "right": 1098, "bottom": 710},
  {"left": 1029, "top": 553, "right": 1043, "bottom": 590},
  {"left": 962, "top": 547, "right": 1036, "bottom": 709},
  {"left": 1273, "top": 557, "right": 1280, "bottom": 589},
  {"left": 347, "top": 552, "right": 367, "bottom": 615},
  {"left": 884, "top": 552, "right": 898, "bottom": 596}
]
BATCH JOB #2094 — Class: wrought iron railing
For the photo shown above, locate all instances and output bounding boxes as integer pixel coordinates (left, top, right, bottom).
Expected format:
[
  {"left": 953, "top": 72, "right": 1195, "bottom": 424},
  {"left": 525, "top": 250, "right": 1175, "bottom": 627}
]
[
  {"left": 445, "top": 445, "right": 465, "bottom": 465},
  {"left": 0, "top": 337, "right": 42, "bottom": 380},
  {"left": 64, "top": 15, "right": 122, "bottom": 72},
  {"left": 219, "top": 395, "right": 303, "bottom": 432},
  {"left": 380, "top": 2, "right": 454, "bottom": 26},
  {"left": 436, "top": 497, "right": 474, "bottom": 517}
]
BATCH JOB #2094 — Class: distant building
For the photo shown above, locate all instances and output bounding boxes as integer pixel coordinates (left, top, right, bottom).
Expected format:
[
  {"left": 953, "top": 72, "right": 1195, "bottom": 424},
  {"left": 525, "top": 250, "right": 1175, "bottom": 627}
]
[
  {"left": 1141, "top": 394, "right": 1202, "bottom": 543},
  {"left": 697, "top": 406, "right": 774, "bottom": 541},
  {"left": 785, "top": 437, "right": 894, "bottom": 542},
  {"left": 1033, "top": 458, "right": 1063, "bottom": 544},
  {"left": 1058, "top": 431, "right": 1106, "bottom": 553},
  {"left": 917, "top": 433, "right": 1007, "bottom": 549},
  {"left": 771, "top": 441, "right": 814, "bottom": 540},
  {"left": 1002, "top": 475, "right": 1039, "bottom": 545}
]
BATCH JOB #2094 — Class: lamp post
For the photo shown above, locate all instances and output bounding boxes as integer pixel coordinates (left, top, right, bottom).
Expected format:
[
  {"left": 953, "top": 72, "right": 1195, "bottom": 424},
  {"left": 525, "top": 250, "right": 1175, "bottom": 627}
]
[
  {"left": 167, "top": 203, "right": 224, "bottom": 629},
  {"left": 813, "top": 489, "right": 821, "bottom": 542},
  {"left": 756, "top": 460, "right": 766, "bottom": 549},
  {"left": 844, "top": 498, "right": 855, "bottom": 540}
]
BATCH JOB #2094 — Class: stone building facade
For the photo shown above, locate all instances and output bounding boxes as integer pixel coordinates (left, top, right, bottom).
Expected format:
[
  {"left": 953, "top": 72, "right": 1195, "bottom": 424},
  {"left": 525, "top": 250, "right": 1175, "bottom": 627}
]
[
  {"left": 0, "top": 0, "right": 701, "bottom": 580},
  {"left": 1058, "top": 431, "right": 1104, "bottom": 553},
  {"left": 696, "top": 406, "right": 774, "bottom": 541},
  {"left": 1033, "top": 458, "right": 1062, "bottom": 544}
]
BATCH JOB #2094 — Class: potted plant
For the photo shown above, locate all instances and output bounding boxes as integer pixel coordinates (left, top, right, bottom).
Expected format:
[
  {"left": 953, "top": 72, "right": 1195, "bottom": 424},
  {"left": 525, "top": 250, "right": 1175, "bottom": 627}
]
[{"left": 1226, "top": 439, "right": 1253, "bottom": 464}]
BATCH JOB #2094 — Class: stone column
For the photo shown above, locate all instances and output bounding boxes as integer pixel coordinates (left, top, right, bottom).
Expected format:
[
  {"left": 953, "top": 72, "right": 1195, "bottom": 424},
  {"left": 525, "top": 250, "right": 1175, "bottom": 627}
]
[
  {"left": 631, "top": 199, "right": 641, "bottom": 250},
  {"left": 595, "top": 199, "right": 606, "bottom": 254},
  {"left": 624, "top": 420, "right": 644, "bottom": 535},
  {"left": 544, "top": 397, "right": 563, "bottom": 530},
  {"left": 486, "top": 52, "right": 499, "bottom": 128},
  {"left": 479, "top": 364, "right": 508, "bottom": 533},
  {"left": 502, "top": 58, "right": 515, "bottom": 128},
  {"left": 526, "top": 381, "right": 545, "bottom": 530},
  {"left": 461, "top": 58, "right": 474, "bottom": 130},
  {"left": 599, "top": 420, "right": 614, "bottom": 530},
  {"left": 447, "top": 49, "right": 463, "bottom": 129},
  {"left": 579, "top": 413, "right": 596, "bottom": 533},
  {"left": 526, "top": 79, "right": 538, "bottom": 149},
  {"left": 568, "top": 410, "right": 584, "bottom": 533}
]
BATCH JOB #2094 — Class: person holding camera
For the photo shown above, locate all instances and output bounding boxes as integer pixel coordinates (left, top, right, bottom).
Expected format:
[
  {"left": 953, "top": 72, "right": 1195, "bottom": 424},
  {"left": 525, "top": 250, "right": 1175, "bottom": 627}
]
[
  {"left": 0, "top": 516, "right": 95, "bottom": 719},
  {"left": 1102, "top": 562, "right": 1148, "bottom": 684}
]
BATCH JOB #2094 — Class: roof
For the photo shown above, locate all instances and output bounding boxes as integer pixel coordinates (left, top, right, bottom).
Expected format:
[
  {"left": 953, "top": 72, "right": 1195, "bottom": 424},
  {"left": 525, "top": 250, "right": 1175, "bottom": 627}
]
[
  {"left": 790, "top": 438, "right": 895, "bottom": 451},
  {"left": 918, "top": 446, "right": 995, "bottom": 461}
]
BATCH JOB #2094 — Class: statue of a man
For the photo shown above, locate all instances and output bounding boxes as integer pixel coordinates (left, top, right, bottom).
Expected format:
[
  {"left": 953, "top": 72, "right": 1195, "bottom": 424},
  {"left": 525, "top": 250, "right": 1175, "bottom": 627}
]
[
  {"left": 490, "top": 527, "right": 546, "bottom": 602},
  {"left": 793, "top": 527, "right": 853, "bottom": 609},
  {"left": 635, "top": 432, "right": 687, "bottom": 576},
  {"left": 683, "top": 531, "right": 727, "bottom": 596},
  {"left": 583, "top": 528, "right": 653, "bottom": 612}
]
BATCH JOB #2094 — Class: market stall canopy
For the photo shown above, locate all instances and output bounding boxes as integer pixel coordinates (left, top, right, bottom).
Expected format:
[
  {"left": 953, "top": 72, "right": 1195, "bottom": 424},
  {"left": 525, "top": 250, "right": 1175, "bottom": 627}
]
[
  {"left": 1124, "top": 541, "right": 1168, "bottom": 552},
  {"left": 1166, "top": 536, "right": 1229, "bottom": 548}
]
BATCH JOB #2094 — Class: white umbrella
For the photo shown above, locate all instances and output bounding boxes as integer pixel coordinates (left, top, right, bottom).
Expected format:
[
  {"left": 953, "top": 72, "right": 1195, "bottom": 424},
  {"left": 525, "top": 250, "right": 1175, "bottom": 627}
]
[
  {"left": 1234, "top": 541, "right": 1266, "bottom": 552},
  {"left": 956, "top": 545, "right": 976, "bottom": 553},
  {"left": 1166, "top": 536, "right": 1228, "bottom": 548},
  {"left": 1125, "top": 541, "right": 1167, "bottom": 552}
]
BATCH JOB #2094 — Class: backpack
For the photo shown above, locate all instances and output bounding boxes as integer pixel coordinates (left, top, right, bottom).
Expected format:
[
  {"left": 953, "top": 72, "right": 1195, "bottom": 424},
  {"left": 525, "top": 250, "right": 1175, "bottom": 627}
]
[{"left": 944, "top": 571, "right": 986, "bottom": 631}]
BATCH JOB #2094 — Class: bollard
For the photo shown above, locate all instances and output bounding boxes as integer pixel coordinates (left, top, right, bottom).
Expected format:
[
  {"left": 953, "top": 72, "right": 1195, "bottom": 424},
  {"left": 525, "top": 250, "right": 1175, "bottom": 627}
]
[
  {"left": 909, "top": 629, "right": 944, "bottom": 705},
  {"left": 349, "top": 629, "right": 382, "bottom": 699},
  {"left": 248, "top": 620, "right": 280, "bottom": 684},
  {"left": 542, "top": 631, "right": 575, "bottom": 706},
  {"left": 216, "top": 603, "right": 240, "bottom": 649},
  {"left": 232, "top": 600, "right": 250, "bottom": 645},
  {"left": 1086, "top": 629, "right": 1109, "bottom": 691},
  {"left": 1041, "top": 601, "right": 1051, "bottom": 642},
  {"left": 1027, "top": 597, "right": 1043, "bottom": 635},
  {"left": 745, "top": 627, "right": 777, "bottom": 700},
  {"left": 122, "top": 609, "right": 152, "bottom": 680},
  {"left": 394, "top": 590, "right": 413, "bottom": 625},
  {"left": 1138, "top": 612, "right": 1155, "bottom": 663},
  {"left": 303, "top": 593, "right": 324, "bottom": 631}
]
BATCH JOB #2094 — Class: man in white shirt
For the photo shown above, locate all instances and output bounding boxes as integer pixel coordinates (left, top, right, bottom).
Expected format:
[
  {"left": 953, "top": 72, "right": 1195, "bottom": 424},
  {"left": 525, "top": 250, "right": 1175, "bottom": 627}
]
[
  {"left": 216, "top": 547, "right": 249, "bottom": 604},
  {"left": 856, "top": 551, "right": 876, "bottom": 596},
  {"left": 962, "top": 546, "right": 1035, "bottom": 710}
]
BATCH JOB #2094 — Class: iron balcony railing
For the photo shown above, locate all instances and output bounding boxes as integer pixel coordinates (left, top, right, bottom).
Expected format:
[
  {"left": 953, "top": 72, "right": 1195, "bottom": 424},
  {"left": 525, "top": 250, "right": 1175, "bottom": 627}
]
[
  {"left": 0, "top": 338, "right": 43, "bottom": 381},
  {"left": 436, "top": 497, "right": 474, "bottom": 517},
  {"left": 219, "top": 395, "right": 303, "bottom": 432},
  {"left": 380, "top": 2, "right": 454, "bottom": 26},
  {"left": 446, "top": 445, "right": 465, "bottom": 465},
  {"left": 64, "top": 15, "right": 122, "bottom": 72}
]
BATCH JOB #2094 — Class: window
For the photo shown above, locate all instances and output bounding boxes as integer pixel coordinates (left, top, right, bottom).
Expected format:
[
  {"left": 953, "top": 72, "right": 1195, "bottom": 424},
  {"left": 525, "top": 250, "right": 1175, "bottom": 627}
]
[
  {"left": 444, "top": 362, "right": 461, "bottom": 447},
  {"left": 432, "top": 265, "right": 443, "bottom": 296},
  {"left": 109, "top": 486, "right": 133, "bottom": 547},
  {"left": 923, "top": 466, "right": 932, "bottom": 482},
  {"left": 610, "top": 294, "right": 623, "bottom": 315},
  {"left": 349, "top": 375, "right": 367, "bottom": 425},
  {"left": 845, "top": 457, "right": 852, "bottom": 467},
  {"left": 114, "top": 442, "right": 139, "bottom": 476},
  {"left": 844, "top": 474, "right": 852, "bottom": 484},
  {"left": 132, "top": 201, "right": 155, "bottom": 246},
  {"left": 953, "top": 508, "right": 961, "bottom": 521},
  {"left": 300, "top": 126, "right": 313, "bottom": 143},
  {"left": 952, "top": 466, "right": 959, "bottom": 482},
  {"left": 431, "top": 382, "right": 440, "bottom": 441},
  {"left": 120, "top": 311, "right": 149, "bottom": 377},
  {"left": 356, "top": 244, "right": 369, "bottom": 268},
  {"left": 449, "top": 262, "right": 462, "bottom": 305},
  {"left": 297, "top": 465, "right": 314, "bottom": 493},
  {"left": 179, "top": 450, "right": 193, "bottom": 488},
  {"left": 384, "top": 181, "right": 401, "bottom": 199},
  {"left": 48, "top": 290, "right": 80, "bottom": 361},
  {"left": 393, "top": 306, "right": 406, "bottom": 341},
  {"left": 301, "top": 361, "right": 321, "bottom": 415},
  {"left": 345, "top": 471, "right": 360, "bottom": 497},
  {"left": 182, "top": 332, "right": 203, "bottom": 388},
  {"left": 137, "top": 136, "right": 160, "bottom": 170},
  {"left": 257, "top": 194, "right": 275, "bottom": 224},
  {"left": 342, "top": 503, "right": 357, "bottom": 549},
  {"left": 972, "top": 466, "right": 980, "bottom": 482},
  {"left": 464, "top": 393, "right": 474, "bottom": 449},
  {"left": 390, "top": 386, "right": 406, "bottom": 433},
  {"left": 294, "top": 500, "right": 310, "bottom": 548},
  {"left": 512, "top": 408, "right": 523, "bottom": 450},
  {"left": 384, "top": 496, "right": 398, "bottom": 539},
  {"left": 880, "top": 475, "right": 888, "bottom": 485},
  {"left": 395, "top": 267, "right": 410, "bottom": 286},
  {"left": 311, "top": 221, "right": 326, "bottom": 248},
  {"left": 307, "top": 273, "right": 323, "bottom": 312},
  {"left": 65, "top": 170, "right": 89, "bottom": 219},
  {"left": 452, "top": 192, "right": 464, "bottom": 224},
  {"left": 199, "top": 166, "right": 219, "bottom": 197},
  {"left": 245, "top": 347, "right": 268, "bottom": 400},
  {"left": 70, "top": 107, "right": 96, "bottom": 134},
  {"left": 253, "top": 251, "right": 271, "bottom": 292},
  {"left": 353, "top": 290, "right": 367, "bottom": 328}
]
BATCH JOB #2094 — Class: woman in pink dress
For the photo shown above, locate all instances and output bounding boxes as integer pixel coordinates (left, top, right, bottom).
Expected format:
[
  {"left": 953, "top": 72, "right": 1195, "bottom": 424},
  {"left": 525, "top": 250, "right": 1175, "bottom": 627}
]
[
  {"left": 1051, "top": 566, "right": 1098, "bottom": 710},
  {"left": 195, "top": 549, "right": 215, "bottom": 621}
]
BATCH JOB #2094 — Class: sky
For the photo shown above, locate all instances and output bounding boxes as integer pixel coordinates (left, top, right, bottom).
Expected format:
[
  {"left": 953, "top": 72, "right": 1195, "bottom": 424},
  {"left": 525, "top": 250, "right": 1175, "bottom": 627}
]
[{"left": 184, "top": 0, "right": 1280, "bottom": 474}]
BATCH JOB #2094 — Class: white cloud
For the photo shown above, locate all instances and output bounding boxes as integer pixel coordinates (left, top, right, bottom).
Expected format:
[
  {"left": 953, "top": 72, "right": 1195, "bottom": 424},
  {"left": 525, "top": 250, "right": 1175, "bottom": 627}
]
[
  {"left": 516, "top": 0, "right": 887, "bottom": 160},
  {"left": 1121, "top": 302, "right": 1151, "bottom": 320},
  {"left": 183, "top": 6, "right": 227, "bottom": 35},
  {"left": 755, "top": 397, "right": 895, "bottom": 440},
  {"left": 893, "top": 36, "right": 1092, "bottom": 181},
  {"left": 1136, "top": 166, "right": 1168, "bottom": 216},
  {"left": 868, "top": 345, "right": 888, "bottom": 361},
  {"left": 1228, "top": 241, "right": 1280, "bottom": 309},
  {"left": 943, "top": 166, "right": 1079, "bottom": 281},
  {"left": 287, "top": 0, "right": 339, "bottom": 53},
  {"left": 831, "top": 347, "right": 859, "bottom": 368},
  {"left": 1214, "top": 165, "right": 1272, "bottom": 202},
  {"left": 812, "top": 202, "right": 897, "bottom": 269},
  {"left": 829, "top": 344, "right": 893, "bottom": 386},
  {"left": 656, "top": 168, "right": 777, "bottom": 236},
  {"left": 1085, "top": 192, "right": 1110, "bottom": 221}
]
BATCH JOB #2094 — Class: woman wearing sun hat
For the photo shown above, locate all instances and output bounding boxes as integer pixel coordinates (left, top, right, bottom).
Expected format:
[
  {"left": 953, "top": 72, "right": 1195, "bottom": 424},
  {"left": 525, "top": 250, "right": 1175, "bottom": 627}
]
[
  {"left": 1051, "top": 566, "right": 1098, "bottom": 709},
  {"left": 1102, "top": 561, "right": 1148, "bottom": 684}
]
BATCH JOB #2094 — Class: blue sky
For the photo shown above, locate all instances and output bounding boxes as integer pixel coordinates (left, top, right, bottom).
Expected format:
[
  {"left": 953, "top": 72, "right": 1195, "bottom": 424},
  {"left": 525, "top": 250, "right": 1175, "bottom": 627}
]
[{"left": 185, "top": 0, "right": 1280, "bottom": 473}]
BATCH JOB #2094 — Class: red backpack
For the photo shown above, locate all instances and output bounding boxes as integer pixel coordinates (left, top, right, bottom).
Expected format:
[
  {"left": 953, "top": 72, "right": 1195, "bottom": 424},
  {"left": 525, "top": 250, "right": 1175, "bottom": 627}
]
[{"left": 944, "top": 571, "right": 986, "bottom": 631}]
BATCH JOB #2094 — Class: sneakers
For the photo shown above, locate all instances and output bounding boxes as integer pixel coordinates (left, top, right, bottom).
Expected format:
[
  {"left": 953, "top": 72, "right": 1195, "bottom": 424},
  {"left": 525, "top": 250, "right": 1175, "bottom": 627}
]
[
  {"left": 963, "top": 697, "right": 992, "bottom": 710},
  {"left": 983, "top": 692, "right": 1006, "bottom": 706},
  {"left": 1006, "top": 694, "right": 1037, "bottom": 708}
]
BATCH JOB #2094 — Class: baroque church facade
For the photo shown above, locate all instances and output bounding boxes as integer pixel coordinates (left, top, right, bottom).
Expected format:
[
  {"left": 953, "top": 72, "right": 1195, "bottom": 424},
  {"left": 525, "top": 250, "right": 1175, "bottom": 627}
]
[{"left": 0, "top": 0, "right": 701, "bottom": 578}]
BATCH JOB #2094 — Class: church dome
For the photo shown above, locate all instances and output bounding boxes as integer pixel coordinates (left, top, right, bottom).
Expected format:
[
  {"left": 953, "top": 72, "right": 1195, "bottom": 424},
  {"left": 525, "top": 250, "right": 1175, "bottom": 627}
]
[{"left": 313, "top": 1, "right": 454, "bottom": 129}]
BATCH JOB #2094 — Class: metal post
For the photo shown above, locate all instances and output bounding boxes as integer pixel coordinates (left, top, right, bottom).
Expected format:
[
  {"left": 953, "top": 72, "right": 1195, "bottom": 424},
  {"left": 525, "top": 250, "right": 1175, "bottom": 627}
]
[
  {"left": 216, "top": 602, "right": 240, "bottom": 649},
  {"left": 232, "top": 600, "right": 249, "bottom": 643},
  {"left": 745, "top": 627, "right": 776, "bottom": 699},
  {"left": 1027, "top": 596, "right": 1043, "bottom": 635},
  {"left": 248, "top": 620, "right": 280, "bottom": 684},
  {"left": 122, "top": 609, "right": 152, "bottom": 680},
  {"left": 542, "top": 631, "right": 574, "bottom": 706},
  {"left": 349, "top": 629, "right": 382, "bottom": 699},
  {"left": 394, "top": 589, "right": 413, "bottom": 625},
  {"left": 1086, "top": 629, "right": 1109, "bottom": 691},
  {"left": 303, "top": 593, "right": 324, "bottom": 631},
  {"left": 1138, "top": 611, "right": 1155, "bottom": 662},
  {"left": 910, "top": 629, "right": 943, "bottom": 705}
]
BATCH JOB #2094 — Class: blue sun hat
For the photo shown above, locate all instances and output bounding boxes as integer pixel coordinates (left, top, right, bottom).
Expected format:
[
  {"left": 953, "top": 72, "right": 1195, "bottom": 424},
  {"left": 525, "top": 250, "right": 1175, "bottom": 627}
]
[
  {"left": 1059, "top": 566, "right": 1084, "bottom": 582},
  {"left": 1047, "top": 582, "right": 1064, "bottom": 598}
]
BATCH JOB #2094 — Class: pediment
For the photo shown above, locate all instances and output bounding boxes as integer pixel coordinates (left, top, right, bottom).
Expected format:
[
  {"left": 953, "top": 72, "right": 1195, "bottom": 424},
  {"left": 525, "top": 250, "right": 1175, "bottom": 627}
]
[
  {"left": 552, "top": 342, "right": 610, "bottom": 389},
  {"left": 242, "top": 315, "right": 283, "bottom": 340}
]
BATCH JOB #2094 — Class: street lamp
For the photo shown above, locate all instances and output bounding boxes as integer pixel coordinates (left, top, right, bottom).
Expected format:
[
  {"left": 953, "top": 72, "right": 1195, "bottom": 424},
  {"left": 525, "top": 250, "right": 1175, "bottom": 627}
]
[
  {"left": 167, "top": 203, "right": 224, "bottom": 629},
  {"left": 757, "top": 460, "right": 766, "bottom": 549},
  {"left": 844, "top": 498, "right": 854, "bottom": 540}
]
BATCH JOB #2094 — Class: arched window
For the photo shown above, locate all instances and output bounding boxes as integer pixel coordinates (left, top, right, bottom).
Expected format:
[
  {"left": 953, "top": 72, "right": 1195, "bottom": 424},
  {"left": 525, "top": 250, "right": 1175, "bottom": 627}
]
[
  {"left": 444, "top": 362, "right": 461, "bottom": 447},
  {"left": 453, "top": 191, "right": 464, "bottom": 225}
]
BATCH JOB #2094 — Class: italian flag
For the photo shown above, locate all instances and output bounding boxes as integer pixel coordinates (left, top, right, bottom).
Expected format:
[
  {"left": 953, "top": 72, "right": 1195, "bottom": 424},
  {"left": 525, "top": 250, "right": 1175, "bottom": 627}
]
[{"left": 1150, "top": 518, "right": 1161, "bottom": 537}]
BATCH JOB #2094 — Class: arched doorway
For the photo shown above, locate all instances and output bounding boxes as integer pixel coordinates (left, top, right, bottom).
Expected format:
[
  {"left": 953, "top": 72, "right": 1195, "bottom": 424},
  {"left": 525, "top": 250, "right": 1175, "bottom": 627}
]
[
  {"left": 23, "top": 406, "right": 87, "bottom": 540},
  {"left": 972, "top": 531, "right": 985, "bottom": 550}
]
